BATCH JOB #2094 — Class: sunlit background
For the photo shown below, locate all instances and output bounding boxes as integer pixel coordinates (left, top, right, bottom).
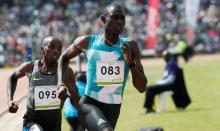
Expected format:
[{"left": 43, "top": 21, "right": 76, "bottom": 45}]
[{"left": 0, "top": 0, "right": 219, "bottom": 67}]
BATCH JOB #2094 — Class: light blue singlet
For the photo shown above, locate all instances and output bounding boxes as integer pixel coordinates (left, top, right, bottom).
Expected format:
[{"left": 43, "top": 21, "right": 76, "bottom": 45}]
[{"left": 85, "top": 35, "right": 129, "bottom": 104}]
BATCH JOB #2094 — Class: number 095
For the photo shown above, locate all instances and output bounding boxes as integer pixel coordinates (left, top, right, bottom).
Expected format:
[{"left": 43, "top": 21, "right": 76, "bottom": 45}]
[{"left": 38, "top": 91, "right": 57, "bottom": 99}]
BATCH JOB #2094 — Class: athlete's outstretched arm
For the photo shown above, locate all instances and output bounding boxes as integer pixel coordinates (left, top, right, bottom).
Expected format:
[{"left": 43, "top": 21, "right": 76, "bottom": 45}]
[
  {"left": 58, "top": 36, "right": 89, "bottom": 86},
  {"left": 64, "top": 67, "right": 80, "bottom": 107},
  {"left": 7, "top": 62, "right": 34, "bottom": 113},
  {"left": 122, "top": 41, "right": 147, "bottom": 93}
]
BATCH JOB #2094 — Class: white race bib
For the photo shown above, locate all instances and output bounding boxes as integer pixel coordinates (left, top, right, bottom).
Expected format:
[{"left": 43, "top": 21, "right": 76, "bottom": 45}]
[
  {"left": 96, "top": 61, "right": 124, "bottom": 86},
  {"left": 34, "top": 85, "right": 60, "bottom": 110}
]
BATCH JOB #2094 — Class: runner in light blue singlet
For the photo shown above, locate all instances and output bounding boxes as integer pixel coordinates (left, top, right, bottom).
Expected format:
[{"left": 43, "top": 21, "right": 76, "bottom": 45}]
[
  {"left": 86, "top": 35, "right": 129, "bottom": 104},
  {"left": 58, "top": 5, "right": 147, "bottom": 131}
]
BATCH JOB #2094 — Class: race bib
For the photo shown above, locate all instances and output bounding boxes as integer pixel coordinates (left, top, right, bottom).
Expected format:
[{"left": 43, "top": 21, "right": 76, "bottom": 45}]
[
  {"left": 96, "top": 61, "right": 124, "bottom": 86},
  {"left": 34, "top": 85, "right": 60, "bottom": 110}
]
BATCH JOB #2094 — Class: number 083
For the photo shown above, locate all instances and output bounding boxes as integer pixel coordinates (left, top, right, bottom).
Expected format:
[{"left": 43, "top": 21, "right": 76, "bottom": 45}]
[{"left": 100, "top": 66, "right": 120, "bottom": 75}]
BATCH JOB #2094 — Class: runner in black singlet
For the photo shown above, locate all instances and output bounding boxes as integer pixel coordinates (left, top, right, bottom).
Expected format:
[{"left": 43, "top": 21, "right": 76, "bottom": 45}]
[{"left": 7, "top": 36, "right": 80, "bottom": 131}]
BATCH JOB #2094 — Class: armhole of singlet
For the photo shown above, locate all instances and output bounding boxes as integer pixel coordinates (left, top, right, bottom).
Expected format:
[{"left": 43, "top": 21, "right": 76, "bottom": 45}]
[
  {"left": 88, "top": 35, "right": 97, "bottom": 50},
  {"left": 29, "top": 60, "right": 40, "bottom": 81}
]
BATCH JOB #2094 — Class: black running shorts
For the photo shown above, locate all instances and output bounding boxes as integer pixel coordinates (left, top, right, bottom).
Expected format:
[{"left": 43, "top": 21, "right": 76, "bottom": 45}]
[{"left": 78, "top": 95, "right": 121, "bottom": 131}]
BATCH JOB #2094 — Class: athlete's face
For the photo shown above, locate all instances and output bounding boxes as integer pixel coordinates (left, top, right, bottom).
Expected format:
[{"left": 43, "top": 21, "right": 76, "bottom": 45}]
[
  {"left": 104, "top": 6, "right": 125, "bottom": 35},
  {"left": 42, "top": 40, "right": 62, "bottom": 63}
]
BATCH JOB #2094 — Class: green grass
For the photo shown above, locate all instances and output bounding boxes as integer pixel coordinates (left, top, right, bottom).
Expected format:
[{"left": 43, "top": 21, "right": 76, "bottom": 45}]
[{"left": 62, "top": 59, "right": 220, "bottom": 131}]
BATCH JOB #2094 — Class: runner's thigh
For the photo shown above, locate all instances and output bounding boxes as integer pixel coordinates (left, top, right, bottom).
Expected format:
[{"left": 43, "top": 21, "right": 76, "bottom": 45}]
[{"left": 78, "top": 97, "right": 112, "bottom": 131}]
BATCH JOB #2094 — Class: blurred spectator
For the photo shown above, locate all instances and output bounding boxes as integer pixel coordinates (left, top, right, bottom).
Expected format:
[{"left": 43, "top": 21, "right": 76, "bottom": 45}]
[
  {"left": 0, "top": 44, "right": 5, "bottom": 67},
  {"left": 0, "top": 0, "right": 219, "bottom": 66},
  {"left": 143, "top": 50, "right": 191, "bottom": 113}
]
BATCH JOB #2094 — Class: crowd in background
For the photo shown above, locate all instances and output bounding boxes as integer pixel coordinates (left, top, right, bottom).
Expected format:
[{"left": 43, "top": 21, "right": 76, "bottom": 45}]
[
  {"left": 0, "top": 0, "right": 219, "bottom": 67},
  {"left": 156, "top": 0, "right": 220, "bottom": 54}
]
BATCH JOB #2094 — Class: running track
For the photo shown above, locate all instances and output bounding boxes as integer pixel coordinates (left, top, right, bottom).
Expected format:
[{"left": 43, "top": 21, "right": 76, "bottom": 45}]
[{"left": 0, "top": 53, "right": 220, "bottom": 130}]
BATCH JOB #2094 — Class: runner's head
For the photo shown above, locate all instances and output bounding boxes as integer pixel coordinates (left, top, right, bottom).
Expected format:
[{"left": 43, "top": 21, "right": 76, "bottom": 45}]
[
  {"left": 101, "top": 4, "right": 126, "bottom": 35},
  {"left": 41, "top": 36, "right": 62, "bottom": 63}
]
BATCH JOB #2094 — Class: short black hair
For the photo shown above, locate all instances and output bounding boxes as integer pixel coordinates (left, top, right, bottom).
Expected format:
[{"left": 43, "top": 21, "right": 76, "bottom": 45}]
[
  {"left": 103, "top": 4, "right": 125, "bottom": 16},
  {"left": 41, "top": 36, "right": 62, "bottom": 48}
]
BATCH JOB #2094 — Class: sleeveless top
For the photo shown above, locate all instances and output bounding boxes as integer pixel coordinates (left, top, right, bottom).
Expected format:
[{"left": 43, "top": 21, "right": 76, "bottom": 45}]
[
  {"left": 27, "top": 60, "right": 61, "bottom": 110},
  {"left": 85, "top": 35, "right": 129, "bottom": 104},
  {"left": 24, "top": 60, "right": 61, "bottom": 131}
]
